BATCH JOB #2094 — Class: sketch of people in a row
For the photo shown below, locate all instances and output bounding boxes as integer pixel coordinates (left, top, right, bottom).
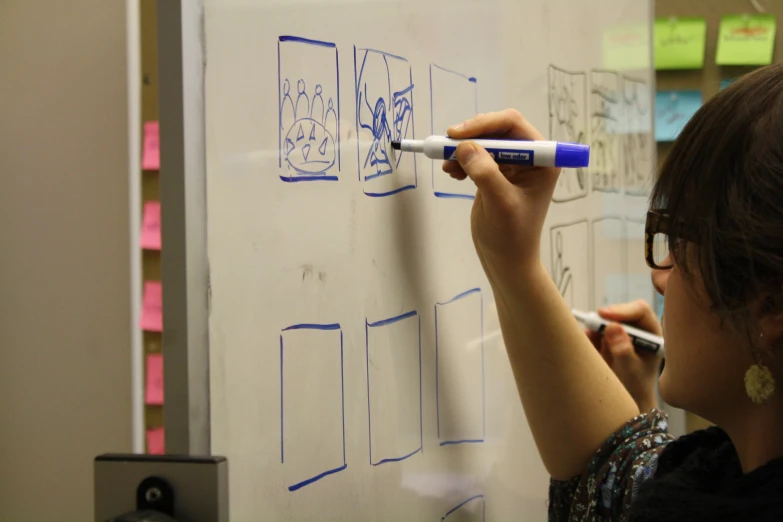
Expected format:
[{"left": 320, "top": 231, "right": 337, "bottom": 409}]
[{"left": 280, "top": 78, "right": 337, "bottom": 140}]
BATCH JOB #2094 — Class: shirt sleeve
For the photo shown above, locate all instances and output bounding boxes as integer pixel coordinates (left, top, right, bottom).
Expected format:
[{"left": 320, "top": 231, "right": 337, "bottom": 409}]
[{"left": 548, "top": 409, "right": 673, "bottom": 522}]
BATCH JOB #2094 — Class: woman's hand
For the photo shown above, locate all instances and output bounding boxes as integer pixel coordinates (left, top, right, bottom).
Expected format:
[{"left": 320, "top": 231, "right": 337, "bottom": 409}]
[
  {"left": 442, "top": 110, "right": 561, "bottom": 288},
  {"left": 585, "top": 300, "right": 663, "bottom": 412}
]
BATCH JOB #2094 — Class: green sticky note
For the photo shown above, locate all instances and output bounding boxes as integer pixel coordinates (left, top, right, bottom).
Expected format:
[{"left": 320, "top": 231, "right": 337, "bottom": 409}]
[
  {"left": 603, "top": 23, "right": 651, "bottom": 70},
  {"left": 716, "top": 14, "right": 776, "bottom": 65},
  {"left": 654, "top": 17, "right": 707, "bottom": 70}
]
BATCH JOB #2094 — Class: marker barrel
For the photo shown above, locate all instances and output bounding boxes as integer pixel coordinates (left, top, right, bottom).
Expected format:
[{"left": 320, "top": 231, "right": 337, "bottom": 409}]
[
  {"left": 572, "top": 309, "right": 665, "bottom": 357},
  {"left": 398, "top": 136, "right": 590, "bottom": 168}
]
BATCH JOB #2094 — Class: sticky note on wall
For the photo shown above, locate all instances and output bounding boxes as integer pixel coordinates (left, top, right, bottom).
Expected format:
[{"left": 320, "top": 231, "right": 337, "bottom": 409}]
[
  {"left": 140, "top": 201, "right": 161, "bottom": 250},
  {"left": 140, "top": 281, "right": 163, "bottom": 332},
  {"left": 655, "top": 91, "right": 703, "bottom": 142},
  {"left": 142, "top": 121, "right": 160, "bottom": 170},
  {"left": 602, "top": 22, "right": 651, "bottom": 70},
  {"left": 654, "top": 17, "right": 707, "bottom": 69},
  {"left": 146, "top": 427, "right": 165, "bottom": 455},
  {"left": 145, "top": 353, "right": 164, "bottom": 405},
  {"left": 716, "top": 14, "right": 776, "bottom": 65}
]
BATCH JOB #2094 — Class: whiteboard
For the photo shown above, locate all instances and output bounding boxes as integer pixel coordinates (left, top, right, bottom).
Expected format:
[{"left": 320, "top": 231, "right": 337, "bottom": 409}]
[{"left": 202, "top": 0, "right": 654, "bottom": 519}]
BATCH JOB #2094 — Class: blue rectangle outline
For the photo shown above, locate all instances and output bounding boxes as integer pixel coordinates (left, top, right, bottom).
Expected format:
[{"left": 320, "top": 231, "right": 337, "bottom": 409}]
[
  {"left": 354, "top": 46, "right": 418, "bottom": 198},
  {"left": 430, "top": 63, "right": 478, "bottom": 201},
  {"left": 365, "top": 310, "right": 423, "bottom": 465},
  {"left": 277, "top": 36, "right": 341, "bottom": 183},
  {"left": 280, "top": 322, "right": 347, "bottom": 491},
  {"left": 434, "top": 288, "right": 485, "bottom": 446}
]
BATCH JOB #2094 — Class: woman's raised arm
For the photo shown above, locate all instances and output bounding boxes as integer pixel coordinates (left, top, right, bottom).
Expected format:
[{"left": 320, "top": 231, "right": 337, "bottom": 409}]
[{"left": 443, "top": 110, "right": 640, "bottom": 480}]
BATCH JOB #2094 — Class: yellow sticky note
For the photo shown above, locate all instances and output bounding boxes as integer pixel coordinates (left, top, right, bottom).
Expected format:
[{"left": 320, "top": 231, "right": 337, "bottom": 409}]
[
  {"left": 602, "top": 23, "right": 651, "bottom": 71},
  {"left": 716, "top": 14, "right": 776, "bottom": 65}
]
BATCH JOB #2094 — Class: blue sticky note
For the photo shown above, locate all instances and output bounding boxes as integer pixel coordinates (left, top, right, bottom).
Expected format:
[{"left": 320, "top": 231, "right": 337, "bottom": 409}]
[
  {"left": 720, "top": 79, "right": 734, "bottom": 90},
  {"left": 656, "top": 296, "right": 664, "bottom": 321},
  {"left": 655, "top": 90, "right": 702, "bottom": 142}
]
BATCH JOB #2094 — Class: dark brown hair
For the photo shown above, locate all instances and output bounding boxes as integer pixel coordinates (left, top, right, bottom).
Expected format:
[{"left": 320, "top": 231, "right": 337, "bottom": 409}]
[{"left": 651, "top": 64, "right": 783, "bottom": 348}]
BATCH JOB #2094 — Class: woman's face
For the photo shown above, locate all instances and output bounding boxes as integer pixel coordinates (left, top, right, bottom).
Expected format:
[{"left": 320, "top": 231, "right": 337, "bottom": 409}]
[{"left": 652, "top": 253, "right": 755, "bottom": 421}]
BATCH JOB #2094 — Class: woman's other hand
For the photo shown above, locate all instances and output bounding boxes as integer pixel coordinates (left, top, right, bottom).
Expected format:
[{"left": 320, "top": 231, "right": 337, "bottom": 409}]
[{"left": 585, "top": 300, "right": 663, "bottom": 412}]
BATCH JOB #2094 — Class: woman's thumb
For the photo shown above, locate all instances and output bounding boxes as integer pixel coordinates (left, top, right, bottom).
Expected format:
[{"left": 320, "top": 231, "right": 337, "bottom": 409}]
[{"left": 456, "top": 142, "right": 512, "bottom": 199}]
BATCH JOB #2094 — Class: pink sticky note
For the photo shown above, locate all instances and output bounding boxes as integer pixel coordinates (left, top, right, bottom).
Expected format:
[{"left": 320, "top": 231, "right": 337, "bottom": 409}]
[
  {"left": 145, "top": 353, "right": 164, "bottom": 405},
  {"left": 140, "top": 281, "right": 163, "bottom": 332},
  {"left": 146, "top": 426, "right": 165, "bottom": 455},
  {"left": 140, "top": 201, "right": 161, "bottom": 250},
  {"left": 142, "top": 121, "right": 160, "bottom": 170}
]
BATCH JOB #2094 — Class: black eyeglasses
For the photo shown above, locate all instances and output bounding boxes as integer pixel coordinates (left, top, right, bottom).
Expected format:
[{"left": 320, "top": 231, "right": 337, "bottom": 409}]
[{"left": 645, "top": 210, "right": 702, "bottom": 270}]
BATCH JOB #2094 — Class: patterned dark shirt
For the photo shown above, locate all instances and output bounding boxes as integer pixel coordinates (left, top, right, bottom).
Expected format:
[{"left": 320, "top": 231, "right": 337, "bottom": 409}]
[{"left": 549, "top": 409, "right": 674, "bottom": 521}]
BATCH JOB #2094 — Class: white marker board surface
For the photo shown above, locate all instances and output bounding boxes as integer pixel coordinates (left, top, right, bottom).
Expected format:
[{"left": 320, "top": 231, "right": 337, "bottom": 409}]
[{"left": 204, "top": 0, "right": 654, "bottom": 519}]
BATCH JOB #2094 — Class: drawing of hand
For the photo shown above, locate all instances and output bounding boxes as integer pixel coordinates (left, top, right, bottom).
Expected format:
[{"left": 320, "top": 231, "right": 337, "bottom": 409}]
[
  {"left": 442, "top": 109, "right": 560, "bottom": 283},
  {"left": 584, "top": 300, "right": 662, "bottom": 412}
]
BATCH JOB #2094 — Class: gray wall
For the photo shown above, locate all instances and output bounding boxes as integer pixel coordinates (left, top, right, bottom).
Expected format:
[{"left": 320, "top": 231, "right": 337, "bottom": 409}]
[{"left": 0, "top": 1, "right": 133, "bottom": 520}]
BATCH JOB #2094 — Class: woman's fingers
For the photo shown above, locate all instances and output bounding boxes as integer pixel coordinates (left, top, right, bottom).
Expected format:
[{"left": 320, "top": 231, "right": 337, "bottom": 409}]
[
  {"left": 442, "top": 110, "right": 556, "bottom": 189},
  {"left": 442, "top": 159, "right": 467, "bottom": 180},
  {"left": 447, "top": 109, "right": 545, "bottom": 141},
  {"left": 454, "top": 142, "right": 514, "bottom": 203},
  {"left": 602, "top": 323, "right": 636, "bottom": 360},
  {"left": 598, "top": 299, "right": 662, "bottom": 336}
]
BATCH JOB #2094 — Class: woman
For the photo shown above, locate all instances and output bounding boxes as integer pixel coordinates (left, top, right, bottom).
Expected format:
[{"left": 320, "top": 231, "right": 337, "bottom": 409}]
[{"left": 442, "top": 64, "right": 783, "bottom": 521}]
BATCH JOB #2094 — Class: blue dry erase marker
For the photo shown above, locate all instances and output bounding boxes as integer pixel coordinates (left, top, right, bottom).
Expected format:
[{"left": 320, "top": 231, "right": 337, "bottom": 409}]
[
  {"left": 390, "top": 136, "right": 590, "bottom": 168},
  {"left": 573, "top": 309, "right": 665, "bottom": 357}
]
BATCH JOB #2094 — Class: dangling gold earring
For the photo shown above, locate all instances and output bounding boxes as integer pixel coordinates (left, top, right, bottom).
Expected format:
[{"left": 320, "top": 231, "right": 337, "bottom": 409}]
[{"left": 745, "top": 332, "right": 776, "bottom": 405}]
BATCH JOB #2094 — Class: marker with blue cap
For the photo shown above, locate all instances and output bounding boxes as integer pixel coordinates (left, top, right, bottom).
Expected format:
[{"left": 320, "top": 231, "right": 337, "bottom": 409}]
[{"left": 390, "top": 136, "right": 590, "bottom": 168}]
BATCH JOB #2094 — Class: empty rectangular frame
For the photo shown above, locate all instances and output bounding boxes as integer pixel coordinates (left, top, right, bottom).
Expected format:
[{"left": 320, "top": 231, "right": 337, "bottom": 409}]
[
  {"left": 435, "top": 288, "right": 485, "bottom": 445},
  {"left": 280, "top": 323, "right": 346, "bottom": 491},
  {"left": 430, "top": 64, "right": 478, "bottom": 200},
  {"left": 365, "top": 311, "right": 423, "bottom": 465}
]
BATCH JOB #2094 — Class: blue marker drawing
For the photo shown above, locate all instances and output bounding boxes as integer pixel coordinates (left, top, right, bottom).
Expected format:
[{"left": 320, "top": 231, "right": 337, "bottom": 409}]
[
  {"left": 549, "top": 65, "right": 588, "bottom": 202},
  {"left": 589, "top": 70, "right": 621, "bottom": 194},
  {"left": 354, "top": 47, "right": 417, "bottom": 197},
  {"left": 435, "top": 288, "right": 485, "bottom": 446},
  {"left": 278, "top": 36, "right": 341, "bottom": 183},
  {"left": 365, "top": 310, "right": 423, "bottom": 466},
  {"left": 429, "top": 64, "right": 478, "bottom": 200},
  {"left": 442, "top": 494, "right": 485, "bottom": 521},
  {"left": 280, "top": 322, "right": 346, "bottom": 491}
]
